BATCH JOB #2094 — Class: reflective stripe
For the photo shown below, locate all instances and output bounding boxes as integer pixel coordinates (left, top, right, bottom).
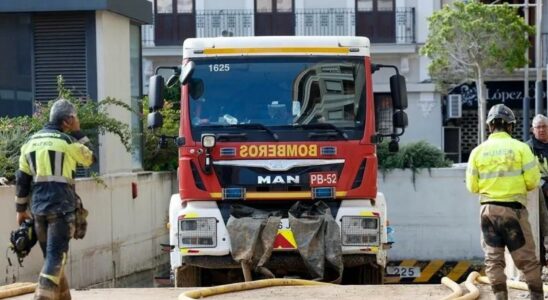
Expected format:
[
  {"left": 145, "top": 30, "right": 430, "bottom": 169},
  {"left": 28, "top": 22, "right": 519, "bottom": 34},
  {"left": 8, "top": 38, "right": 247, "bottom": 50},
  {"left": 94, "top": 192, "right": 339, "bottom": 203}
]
[
  {"left": 15, "top": 196, "right": 29, "bottom": 204},
  {"left": 467, "top": 168, "right": 478, "bottom": 176},
  {"left": 523, "top": 160, "right": 537, "bottom": 171},
  {"left": 54, "top": 151, "right": 63, "bottom": 177},
  {"left": 478, "top": 169, "right": 522, "bottom": 180},
  {"left": 40, "top": 272, "right": 60, "bottom": 285},
  {"left": 34, "top": 176, "right": 74, "bottom": 184},
  {"left": 25, "top": 153, "right": 36, "bottom": 176}
]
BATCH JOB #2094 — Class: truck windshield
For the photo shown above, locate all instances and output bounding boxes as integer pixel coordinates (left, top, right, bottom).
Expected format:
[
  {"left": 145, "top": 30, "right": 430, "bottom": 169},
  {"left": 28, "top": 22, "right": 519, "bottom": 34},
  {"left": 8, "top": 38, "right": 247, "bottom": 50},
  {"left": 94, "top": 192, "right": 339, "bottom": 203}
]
[{"left": 187, "top": 56, "right": 366, "bottom": 141}]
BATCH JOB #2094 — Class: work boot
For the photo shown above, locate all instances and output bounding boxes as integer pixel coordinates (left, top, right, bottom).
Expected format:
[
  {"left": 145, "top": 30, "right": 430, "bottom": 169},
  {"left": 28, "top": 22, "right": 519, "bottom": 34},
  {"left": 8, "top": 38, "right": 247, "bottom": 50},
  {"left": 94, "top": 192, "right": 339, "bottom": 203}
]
[
  {"left": 494, "top": 291, "right": 508, "bottom": 300},
  {"left": 529, "top": 282, "right": 544, "bottom": 300},
  {"left": 529, "top": 291, "right": 544, "bottom": 300}
]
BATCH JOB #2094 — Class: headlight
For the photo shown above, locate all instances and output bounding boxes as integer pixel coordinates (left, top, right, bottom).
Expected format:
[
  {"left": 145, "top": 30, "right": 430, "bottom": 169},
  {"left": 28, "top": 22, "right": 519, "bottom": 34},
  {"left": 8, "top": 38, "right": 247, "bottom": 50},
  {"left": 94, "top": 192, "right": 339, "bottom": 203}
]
[
  {"left": 201, "top": 134, "right": 216, "bottom": 148},
  {"left": 179, "top": 218, "right": 217, "bottom": 248},
  {"left": 341, "top": 216, "right": 380, "bottom": 246},
  {"left": 362, "top": 218, "right": 378, "bottom": 229}
]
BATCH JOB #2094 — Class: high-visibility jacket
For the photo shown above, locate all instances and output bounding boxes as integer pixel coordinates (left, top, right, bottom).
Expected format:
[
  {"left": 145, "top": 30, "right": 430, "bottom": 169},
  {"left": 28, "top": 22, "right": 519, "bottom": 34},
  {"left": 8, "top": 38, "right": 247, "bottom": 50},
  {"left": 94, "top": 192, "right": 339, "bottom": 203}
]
[
  {"left": 466, "top": 131, "right": 540, "bottom": 206},
  {"left": 16, "top": 124, "right": 93, "bottom": 215}
]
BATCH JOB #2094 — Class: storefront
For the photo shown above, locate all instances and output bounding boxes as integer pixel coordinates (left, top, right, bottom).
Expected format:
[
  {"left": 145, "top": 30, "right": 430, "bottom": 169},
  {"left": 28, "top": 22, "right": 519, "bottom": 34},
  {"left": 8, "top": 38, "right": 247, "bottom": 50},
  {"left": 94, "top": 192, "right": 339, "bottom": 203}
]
[{"left": 443, "top": 81, "right": 546, "bottom": 162}]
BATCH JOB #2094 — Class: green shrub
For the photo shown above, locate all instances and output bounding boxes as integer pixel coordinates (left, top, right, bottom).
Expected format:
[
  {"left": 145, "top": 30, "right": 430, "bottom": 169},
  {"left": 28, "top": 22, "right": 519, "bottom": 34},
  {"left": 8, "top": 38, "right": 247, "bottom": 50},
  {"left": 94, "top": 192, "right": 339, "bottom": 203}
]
[
  {"left": 141, "top": 78, "right": 181, "bottom": 171},
  {"left": 142, "top": 97, "right": 180, "bottom": 171},
  {"left": 0, "top": 76, "right": 133, "bottom": 183},
  {"left": 378, "top": 140, "right": 453, "bottom": 182}
]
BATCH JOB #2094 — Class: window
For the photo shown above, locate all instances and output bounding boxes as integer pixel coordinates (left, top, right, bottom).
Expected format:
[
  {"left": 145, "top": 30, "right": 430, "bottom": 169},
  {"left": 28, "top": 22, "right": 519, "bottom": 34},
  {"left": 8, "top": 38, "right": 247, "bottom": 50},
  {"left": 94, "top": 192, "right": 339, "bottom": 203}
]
[
  {"left": 187, "top": 57, "right": 366, "bottom": 141},
  {"left": 378, "top": 0, "right": 394, "bottom": 11},
  {"left": 157, "top": 0, "right": 173, "bottom": 14},
  {"left": 257, "top": 0, "right": 272, "bottom": 13},
  {"left": 277, "top": 0, "right": 292, "bottom": 12},
  {"left": 177, "top": 0, "right": 193, "bottom": 13},
  {"left": 130, "top": 24, "right": 143, "bottom": 170},
  {"left": 357, "top": 0, "right": 373, "bottom": 12},
  {"left": 0, "top": 14, "right": 33, "bottom": 117}
]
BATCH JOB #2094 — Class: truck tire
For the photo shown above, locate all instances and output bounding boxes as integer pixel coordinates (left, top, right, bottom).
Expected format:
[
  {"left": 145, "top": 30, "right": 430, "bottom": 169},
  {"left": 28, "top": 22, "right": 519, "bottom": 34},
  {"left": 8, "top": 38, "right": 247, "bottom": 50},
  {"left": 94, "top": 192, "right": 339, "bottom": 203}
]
[
  {"left": 344, "top": 263, "right": 385, "bottom": 285},
  {"left": 174, "top": 265, "right": 202, "bottom": 287},
  {"left": 361, "top": 263, "right": 384, "bottom": 285}
]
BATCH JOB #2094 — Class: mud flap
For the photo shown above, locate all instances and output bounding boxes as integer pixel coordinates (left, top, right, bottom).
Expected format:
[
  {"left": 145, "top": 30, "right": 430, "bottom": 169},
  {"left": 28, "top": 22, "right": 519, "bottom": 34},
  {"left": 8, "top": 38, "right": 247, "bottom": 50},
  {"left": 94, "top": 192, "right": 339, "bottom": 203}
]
[
  {"left": 226, "top": 205, "right": 281, "bottom": 279},
  {"left": 289, "top": 201, "right": 343, "bottom": 283}
]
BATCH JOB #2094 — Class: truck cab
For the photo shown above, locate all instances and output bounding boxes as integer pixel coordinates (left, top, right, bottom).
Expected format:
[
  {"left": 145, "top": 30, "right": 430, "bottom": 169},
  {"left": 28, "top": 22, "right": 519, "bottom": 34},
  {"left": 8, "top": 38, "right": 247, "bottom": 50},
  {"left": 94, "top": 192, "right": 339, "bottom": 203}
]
[{"left": 148, "top": 36, "right": 408, "bottom": 286}]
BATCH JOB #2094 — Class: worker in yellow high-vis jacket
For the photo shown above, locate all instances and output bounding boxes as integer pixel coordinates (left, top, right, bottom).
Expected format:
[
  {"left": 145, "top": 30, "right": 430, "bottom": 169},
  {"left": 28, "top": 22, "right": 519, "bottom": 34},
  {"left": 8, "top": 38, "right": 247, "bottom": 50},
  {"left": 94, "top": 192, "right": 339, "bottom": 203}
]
[
  {"left": 15, "top": 99, "right": 94, "bottom": 300},
  {"left": 466, "top": 104, "right": 542, "bottom": 300}
]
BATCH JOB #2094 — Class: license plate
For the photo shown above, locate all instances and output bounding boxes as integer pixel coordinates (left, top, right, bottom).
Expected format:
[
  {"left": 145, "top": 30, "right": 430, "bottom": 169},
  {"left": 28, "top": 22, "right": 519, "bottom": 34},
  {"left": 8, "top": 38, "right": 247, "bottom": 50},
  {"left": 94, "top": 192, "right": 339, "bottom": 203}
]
[
  {"left": 386, "top": 266, "right": 421, "bottom": 278},
  {"left": 309, "top": 172, "right": 337, "bottom": 187}
]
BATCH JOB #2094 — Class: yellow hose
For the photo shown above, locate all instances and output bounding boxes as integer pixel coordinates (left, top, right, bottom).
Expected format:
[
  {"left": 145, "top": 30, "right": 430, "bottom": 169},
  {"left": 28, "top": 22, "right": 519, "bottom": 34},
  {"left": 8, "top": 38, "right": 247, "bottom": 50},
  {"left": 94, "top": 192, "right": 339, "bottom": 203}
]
[
  {"left": 440, "top": 272, "right": 480, "bottom": 300},
  {"left": 440, "top": 277, "right": 463, "bottom": 300},
  {"left": 453, "top": 272, "right": 480, "bottom": 300},
  {"left": 476, "top": 275, "right": 548, "bottom": 292},
  {"left": 0, "top": 282, "right": 37, "bottom": 299},
  {"left": 179, "top": 278, "right": 330, "bottom": 300}
]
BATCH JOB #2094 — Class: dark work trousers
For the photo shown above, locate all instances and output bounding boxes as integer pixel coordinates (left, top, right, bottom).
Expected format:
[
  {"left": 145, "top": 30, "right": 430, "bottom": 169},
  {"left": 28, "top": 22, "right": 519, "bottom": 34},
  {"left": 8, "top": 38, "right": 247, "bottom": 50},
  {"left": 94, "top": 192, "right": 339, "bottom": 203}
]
[
  {"left": 34, "top": 212, "right": 75, "bottom": 300},
  {"left": 539, "top": 189, "right": 548, "bottom": 266},
  {"left": 480, "top": 204, "right": 543, "bottom": 295}
]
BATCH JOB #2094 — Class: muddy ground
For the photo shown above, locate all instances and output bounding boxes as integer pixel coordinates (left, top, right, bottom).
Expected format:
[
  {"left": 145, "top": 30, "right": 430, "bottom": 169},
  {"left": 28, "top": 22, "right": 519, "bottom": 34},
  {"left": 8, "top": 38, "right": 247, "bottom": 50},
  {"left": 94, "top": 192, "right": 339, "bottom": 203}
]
[{"left": 9, "top": 283, "right": 533, "bottom": 300}]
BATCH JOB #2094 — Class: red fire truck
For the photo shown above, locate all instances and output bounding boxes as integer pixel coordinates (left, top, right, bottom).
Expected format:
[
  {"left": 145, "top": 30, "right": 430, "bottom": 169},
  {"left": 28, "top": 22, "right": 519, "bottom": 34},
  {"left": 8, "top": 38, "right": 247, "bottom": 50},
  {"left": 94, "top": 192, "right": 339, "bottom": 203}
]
[{"left": 147, "top": 36, "right": 408, "bottom": 286}]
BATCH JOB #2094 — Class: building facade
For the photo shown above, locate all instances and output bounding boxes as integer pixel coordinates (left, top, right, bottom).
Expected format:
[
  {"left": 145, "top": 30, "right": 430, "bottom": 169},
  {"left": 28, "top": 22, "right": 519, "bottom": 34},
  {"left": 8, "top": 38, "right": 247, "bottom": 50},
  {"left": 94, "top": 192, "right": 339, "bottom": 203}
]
[
  {"left": 142, "top": 0, "right": 547, "bottom": 163},
  {"left": 0, "top": 0, "right": 152, "bottom": 173},
  {"left": 142, "top": 0, "right": 445, "bottom": 154},
  {"left": 442, "top": 0, "right": 547, "bottom": 162}
]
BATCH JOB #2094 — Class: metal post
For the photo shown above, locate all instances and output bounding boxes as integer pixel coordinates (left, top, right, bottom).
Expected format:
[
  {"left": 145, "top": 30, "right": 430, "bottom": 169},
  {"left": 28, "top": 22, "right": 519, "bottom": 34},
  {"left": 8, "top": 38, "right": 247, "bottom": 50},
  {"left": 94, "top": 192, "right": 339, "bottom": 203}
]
[
  {"left": 535, "top": 0, "right": 543, "bottom": 115},
  {"left": 523, "top": 96, "right": 531, "bottom": 141},
  {"left": 523, "top": 0, "right": 531, "bottom": 140}
]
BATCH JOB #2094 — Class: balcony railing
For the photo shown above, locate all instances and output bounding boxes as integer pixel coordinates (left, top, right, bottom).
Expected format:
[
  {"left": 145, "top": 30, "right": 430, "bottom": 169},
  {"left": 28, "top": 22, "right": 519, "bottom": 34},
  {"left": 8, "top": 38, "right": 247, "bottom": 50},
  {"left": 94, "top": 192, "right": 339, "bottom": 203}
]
[
  {"left": 143, "top": 7, "right": 415, "bottom": 45},
  {"left": 196, "top": 10, "right": 253, "bottom": 38},
  {"left": 142, "top": 24, "right": 155, "bottom": 47},
  {"left": 395, "top": 8, "right": 415, "bottom": 44},
  {"left": 295, "top": 9, "right": 355, "bottom": 36}
]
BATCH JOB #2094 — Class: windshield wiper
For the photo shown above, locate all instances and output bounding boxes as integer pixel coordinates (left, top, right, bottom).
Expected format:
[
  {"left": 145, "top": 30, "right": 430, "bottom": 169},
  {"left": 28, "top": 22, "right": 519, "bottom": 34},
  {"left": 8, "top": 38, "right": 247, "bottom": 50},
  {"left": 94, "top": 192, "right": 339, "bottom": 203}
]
[
  {"left": 295, "top": 123, "right": 348, "bottom": 140},
  {"left": 203, "top": 123, "right": 279, "bottom": 141},
  {"left": 232, "top": 123, "right": 279, "bottom": 141}
]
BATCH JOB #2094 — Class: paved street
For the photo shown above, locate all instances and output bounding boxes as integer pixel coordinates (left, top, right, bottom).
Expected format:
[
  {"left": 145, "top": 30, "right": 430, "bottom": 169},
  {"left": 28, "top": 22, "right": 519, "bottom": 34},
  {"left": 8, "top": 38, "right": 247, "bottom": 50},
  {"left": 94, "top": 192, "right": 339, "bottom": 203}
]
[{"left": 7, "top": 283, "right": 533, "bottom": 300}]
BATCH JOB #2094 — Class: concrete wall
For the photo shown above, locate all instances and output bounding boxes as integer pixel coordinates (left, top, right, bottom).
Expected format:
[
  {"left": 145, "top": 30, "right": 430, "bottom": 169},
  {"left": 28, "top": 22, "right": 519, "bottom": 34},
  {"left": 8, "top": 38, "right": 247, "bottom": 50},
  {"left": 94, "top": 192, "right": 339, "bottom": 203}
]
[
  {"left": 379, "top": 166, "right": 539, "bottom": 262},
  {"left": 2, "top": 167, "right": 539, "bottom": 285},
  {"left": 1, "top": 172, "right": 176, "bottom": 288},
  {"left": 95, "top": 10, "right": 133, "bottom": 174}
]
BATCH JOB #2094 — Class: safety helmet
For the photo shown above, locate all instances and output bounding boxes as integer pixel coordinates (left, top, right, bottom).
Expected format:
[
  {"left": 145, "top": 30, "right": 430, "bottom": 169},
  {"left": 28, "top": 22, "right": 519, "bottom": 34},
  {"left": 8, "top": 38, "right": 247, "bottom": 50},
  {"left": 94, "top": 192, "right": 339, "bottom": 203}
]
[
  {"left": 486, "top": 104, "right": 516, "bottom": 124},
  {"left": 9, "top": 219, "right": 37, "bottom": 266}
]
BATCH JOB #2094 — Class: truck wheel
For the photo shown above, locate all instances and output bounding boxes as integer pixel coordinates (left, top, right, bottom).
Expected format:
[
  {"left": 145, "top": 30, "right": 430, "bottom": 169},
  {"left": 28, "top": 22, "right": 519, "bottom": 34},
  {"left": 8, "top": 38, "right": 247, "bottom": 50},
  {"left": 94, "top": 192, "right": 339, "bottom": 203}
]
[
  {"left": 174, "top": 265, "right": 202, "bottom": 287},
  {"left": 361, "top": 263, "right": 385, "bottom": 285}
]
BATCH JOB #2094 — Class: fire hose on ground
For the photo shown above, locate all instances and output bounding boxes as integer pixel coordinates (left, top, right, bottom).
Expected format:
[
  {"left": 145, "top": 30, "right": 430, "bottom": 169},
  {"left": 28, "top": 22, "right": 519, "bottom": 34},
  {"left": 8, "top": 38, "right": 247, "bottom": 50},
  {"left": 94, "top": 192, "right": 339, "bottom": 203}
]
[
  {"left": 0, "top": 282, "right": 37, "bottom": 299},
  {"left": 178, "top": 278, "right": 330, "bottom": 300},
  {"left": 441, "top": 271, "right": 548, "bottom": 300}
]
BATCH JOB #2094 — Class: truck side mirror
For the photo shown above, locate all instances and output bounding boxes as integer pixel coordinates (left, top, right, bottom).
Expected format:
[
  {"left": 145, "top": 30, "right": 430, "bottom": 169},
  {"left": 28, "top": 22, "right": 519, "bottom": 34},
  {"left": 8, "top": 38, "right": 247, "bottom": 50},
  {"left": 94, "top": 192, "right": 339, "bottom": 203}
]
[
  {"left": 149, "top": 75, "right": 165, "bottom": 111},
  {"left": 390, "top": 74, "right": 408, "bottom": 110},
  {"left": 166, "top": 66, "right": 182, "bottom": 88},
  {"left": 147, "top": 111, "right": 164, "bottom": 129},
  {"left": 393, "top": 110, "right": 408, "bottom": 128}
]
